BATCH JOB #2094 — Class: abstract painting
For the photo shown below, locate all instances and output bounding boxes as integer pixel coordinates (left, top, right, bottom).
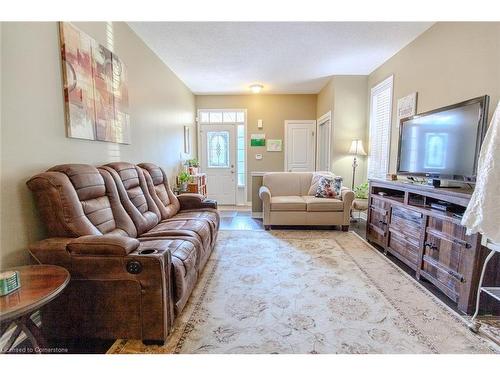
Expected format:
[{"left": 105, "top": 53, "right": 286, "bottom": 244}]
[{"left": 60, "top": 22, "right": 130, "bottom": 144}]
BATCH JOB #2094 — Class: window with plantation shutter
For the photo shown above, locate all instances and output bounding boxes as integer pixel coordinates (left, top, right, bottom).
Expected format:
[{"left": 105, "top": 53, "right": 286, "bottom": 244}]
[{"left": 367, "top": 75, "right": 393, "bottom": 180}]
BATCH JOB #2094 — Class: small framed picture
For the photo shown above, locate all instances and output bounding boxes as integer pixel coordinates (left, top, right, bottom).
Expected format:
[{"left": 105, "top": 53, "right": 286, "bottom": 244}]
[
  {"left": 397, "top": 92, "right": 418, "bottom": 125},
  {"left": 267, "top": 139, "right": 282, "bottom": 152}
]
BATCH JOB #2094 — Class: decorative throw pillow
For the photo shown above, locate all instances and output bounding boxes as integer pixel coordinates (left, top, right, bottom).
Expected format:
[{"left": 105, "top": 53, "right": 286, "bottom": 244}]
[
  {"left": 308, "top": 171, "right": 334, "bottom": 195},
  {"left": 334, "top": 176, "right": 343, "bottom": 197},
  {"left": 315, "top": 176, "right": 337, "bottom": 198}
]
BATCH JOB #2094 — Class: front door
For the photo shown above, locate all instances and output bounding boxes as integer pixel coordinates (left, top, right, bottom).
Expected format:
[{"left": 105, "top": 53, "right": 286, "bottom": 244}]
[
  {"left": 285, "top": 120, "right": 316, "bottom": 171},
  {"left": 200, "top": 124, "right": 236, "bottom": 204}
]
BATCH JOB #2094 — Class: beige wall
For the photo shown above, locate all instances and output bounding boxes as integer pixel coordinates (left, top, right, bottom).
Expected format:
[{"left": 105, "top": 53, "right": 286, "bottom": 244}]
[
  {"left": 195, "top": 94, "right": 317, "bottom": 200},
  {"left": 316, "top": 78, "right": 334, "bottom": 119},
  {"left": 316, "top": 76, "right": 368, "bottom": 188},
  {"left": 368, "top": 22, "right": 500, "bottom": 173},
  {"left": 1, "top": 22, "right": 196, "bottom": 268}
]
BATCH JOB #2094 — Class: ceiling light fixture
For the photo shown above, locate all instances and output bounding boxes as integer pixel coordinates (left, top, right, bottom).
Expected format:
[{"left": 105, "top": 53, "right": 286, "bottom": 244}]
[{"left": 250, "top": 84, "right": 263, "bottom": 94}]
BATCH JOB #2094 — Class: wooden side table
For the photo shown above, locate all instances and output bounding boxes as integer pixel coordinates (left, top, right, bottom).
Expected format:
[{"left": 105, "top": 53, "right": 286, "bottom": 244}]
[
  {"left": 187, "top": 173, "right": 207, "bottom": 196},
  {"left": 351, "top": 198, "right": 368, "bottom": 222},
  {"left": 175, "top": 173, "right": 207, "bottom": 197},
  {"left": 0, "top": 265, "right": 70, "bottom": 353}
]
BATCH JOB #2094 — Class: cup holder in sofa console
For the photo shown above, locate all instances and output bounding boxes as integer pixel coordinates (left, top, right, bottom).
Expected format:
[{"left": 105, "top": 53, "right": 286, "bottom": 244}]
[{"left": 139, "top": 248, "right": 158, "bottom": 255}]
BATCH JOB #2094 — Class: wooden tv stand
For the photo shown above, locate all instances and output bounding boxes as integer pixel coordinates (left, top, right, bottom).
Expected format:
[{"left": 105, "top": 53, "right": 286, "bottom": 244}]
[{"left": 366, "top": 179, "right": 499, "bottom": 315}]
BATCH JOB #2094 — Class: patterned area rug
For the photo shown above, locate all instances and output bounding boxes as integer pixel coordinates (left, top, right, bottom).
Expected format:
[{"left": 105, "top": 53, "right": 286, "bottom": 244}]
[{"left": 108, "top": 230, "right": 499, "bottom": 354}]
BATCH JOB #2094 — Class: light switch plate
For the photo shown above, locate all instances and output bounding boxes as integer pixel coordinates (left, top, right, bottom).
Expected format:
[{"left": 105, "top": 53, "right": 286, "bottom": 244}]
[{"left": 257, "top": 119, "right": 263, "bottom": 129}]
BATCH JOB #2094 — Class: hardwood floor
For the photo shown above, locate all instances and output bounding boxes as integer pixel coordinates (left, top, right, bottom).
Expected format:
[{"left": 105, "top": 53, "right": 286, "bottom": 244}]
[{"left": 219, "top": 207, "right": 264, "bottom": 230}]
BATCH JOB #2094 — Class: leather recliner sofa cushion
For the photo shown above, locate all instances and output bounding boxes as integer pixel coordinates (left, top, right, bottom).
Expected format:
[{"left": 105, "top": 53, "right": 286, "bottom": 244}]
[
  {"left": 139, "top": 163, "right": 219, "bottom": 234},
  {"left": 135, "top": 238, "right": 198, "bottom": 311}
]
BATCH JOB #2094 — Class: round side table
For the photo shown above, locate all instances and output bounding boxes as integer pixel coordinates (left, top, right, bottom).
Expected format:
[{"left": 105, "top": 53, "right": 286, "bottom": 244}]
[{"left": 0, "top": 265, "right": 70, "bottom": 354}]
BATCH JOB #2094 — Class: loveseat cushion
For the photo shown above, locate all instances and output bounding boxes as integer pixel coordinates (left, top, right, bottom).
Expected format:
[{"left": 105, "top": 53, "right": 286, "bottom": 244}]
[
  {"left": 303, "top": 196, "right": 344, "bottom": 212},
  {"left": 270, "top": 196, "right": 306, "bottom": 211},
  {"left": 263, "top": 172, "right": 313, "bottom": 196}
]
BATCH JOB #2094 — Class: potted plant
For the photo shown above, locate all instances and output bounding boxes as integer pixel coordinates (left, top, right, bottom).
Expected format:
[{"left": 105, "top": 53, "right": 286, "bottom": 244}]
[
  {"left": 353, "top": 182, "right": 369, "bottom": 200},
  {"left": 186, "top": 158, "right": 200, "bottom": 175},
  {"left": 178, "top": 171, "right": 193, "bottom": 192},
  {"left": 352, "top": 182, "right": 369, "bottom": 221}
]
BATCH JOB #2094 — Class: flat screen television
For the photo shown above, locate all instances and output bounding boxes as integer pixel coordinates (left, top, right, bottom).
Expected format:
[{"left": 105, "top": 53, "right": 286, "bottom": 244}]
[{"left": 397, "top": 95, "right": 489, "bottom": 184}]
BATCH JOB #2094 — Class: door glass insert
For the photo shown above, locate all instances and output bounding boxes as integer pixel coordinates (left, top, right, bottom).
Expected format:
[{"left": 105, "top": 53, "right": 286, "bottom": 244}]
[{"left": 207, "top": 131, "right": 229, "bottom": 168}]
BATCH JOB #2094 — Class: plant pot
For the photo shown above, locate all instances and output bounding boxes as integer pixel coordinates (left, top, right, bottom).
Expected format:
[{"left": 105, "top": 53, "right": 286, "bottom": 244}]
[{"left": 188, "top": 167, "right": 199, "bottom": 175}]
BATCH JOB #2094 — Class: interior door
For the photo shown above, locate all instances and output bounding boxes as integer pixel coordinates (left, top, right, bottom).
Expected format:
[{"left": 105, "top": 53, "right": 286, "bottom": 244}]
[
  {"left": 285, "top": 120, "right": 316, "bottom": 171},
  {"left": 200, "top": 124, "right": 236, "bottom": 205}
]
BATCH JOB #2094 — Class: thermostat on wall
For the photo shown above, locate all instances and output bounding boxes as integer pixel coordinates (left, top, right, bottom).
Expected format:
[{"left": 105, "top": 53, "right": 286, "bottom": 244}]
[{"left": 255, "top": 154, "right": 263, "bottom": 160}]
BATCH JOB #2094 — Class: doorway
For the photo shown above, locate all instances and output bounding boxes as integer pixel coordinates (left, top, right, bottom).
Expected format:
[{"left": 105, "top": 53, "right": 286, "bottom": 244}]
[
  {"left": 198, "top": 109, "right": 247, "bottom": 205},
  {"left": 200, "top": 124, "right": 236, "bottom": 204},
  {"left": 284, "top": 120, "right": 316, "bottom": 172},
  {"left": 316, "top": 111, "right": 332, "bottom": 171}
]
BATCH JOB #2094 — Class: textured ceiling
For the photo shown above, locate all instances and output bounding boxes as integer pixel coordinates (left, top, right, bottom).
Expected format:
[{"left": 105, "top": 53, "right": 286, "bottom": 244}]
[{"left": 128, "top": 22, "right": 434, "bottom": 94}]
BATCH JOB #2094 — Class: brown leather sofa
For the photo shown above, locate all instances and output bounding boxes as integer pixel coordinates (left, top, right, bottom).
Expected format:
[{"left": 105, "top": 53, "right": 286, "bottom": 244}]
[{"left": 26, "top": 162, "right": 219, "bottom": 343}]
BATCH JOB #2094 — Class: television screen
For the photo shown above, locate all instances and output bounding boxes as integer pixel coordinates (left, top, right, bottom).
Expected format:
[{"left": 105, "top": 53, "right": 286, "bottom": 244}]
[{"left": 397, "top": 96, "right": 488, "bottom": 181}]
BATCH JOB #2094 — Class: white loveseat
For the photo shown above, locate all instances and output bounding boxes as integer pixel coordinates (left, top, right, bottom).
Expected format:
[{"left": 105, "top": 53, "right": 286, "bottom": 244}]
[{"left": 258, "top": 172, "right": 354, "bottom": 230}]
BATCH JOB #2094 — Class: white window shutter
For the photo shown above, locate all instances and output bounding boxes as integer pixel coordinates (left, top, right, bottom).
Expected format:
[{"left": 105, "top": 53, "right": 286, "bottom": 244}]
[{"left": 367, "top": 75, "right": 393, "bottom": 180}]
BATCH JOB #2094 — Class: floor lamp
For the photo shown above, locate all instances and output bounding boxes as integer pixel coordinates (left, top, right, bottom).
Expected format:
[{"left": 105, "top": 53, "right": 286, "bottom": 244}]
[{"left": 348, "top": 139, "right": 367, "bottom": 190}]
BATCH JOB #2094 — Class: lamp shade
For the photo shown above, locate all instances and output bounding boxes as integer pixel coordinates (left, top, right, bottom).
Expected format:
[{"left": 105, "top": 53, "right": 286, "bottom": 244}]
[{"left": 348, "top": 139, "right": 367, "bottom": 156}]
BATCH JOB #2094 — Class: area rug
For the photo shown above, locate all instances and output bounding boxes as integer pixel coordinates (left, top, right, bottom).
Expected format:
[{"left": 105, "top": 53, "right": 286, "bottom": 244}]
[{"left": 108, "top": 230, "right": 498, "bottom": 354}]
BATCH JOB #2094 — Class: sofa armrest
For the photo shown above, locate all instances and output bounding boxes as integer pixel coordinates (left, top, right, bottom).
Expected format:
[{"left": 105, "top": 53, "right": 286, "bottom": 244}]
[
  {"left": 259, "top": 186, "right": 272, "bottom": 226},
  {"left": 340, "top": 187, "right": 355, "bottom": 225},
  {"left": 178, "top": 193, "right": 217, "bottom": 210},
  {"left": 67, "top": 235, "right": 140, "bottom": 256},
  {"left": 340, "top": 187, "right": 355, "bottom": 203},
  {"left": 259, "top": 186, "right": 272, "bottom": 202}
]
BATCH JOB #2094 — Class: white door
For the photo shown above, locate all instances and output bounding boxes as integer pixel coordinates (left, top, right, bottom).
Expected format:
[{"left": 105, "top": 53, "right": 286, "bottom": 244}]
[
  {"left": 285, "top": 120, "right": 316, "bottom": 172},
  {"left": 200, "top": 124, "right": 236, "bottom": 204}
]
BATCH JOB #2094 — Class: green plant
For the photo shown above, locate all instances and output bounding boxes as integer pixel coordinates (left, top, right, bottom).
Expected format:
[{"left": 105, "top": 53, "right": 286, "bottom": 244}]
[
  {"left": 354, "top": 182, "right": 369, "bottom": 199},
  {"left": 178, "top": 171, "right": 193, "bottom": 185},
  {"left": 186, "top": 158, "right": 199, "bottom": 167}
]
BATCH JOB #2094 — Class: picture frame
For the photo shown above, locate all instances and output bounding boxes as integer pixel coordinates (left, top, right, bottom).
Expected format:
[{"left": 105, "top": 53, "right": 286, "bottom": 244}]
[
  {"left": 59, "top": 22, "right": 131, "bottom": 144},
  {"left": 184, "top": 125, "right": 191, "bottom": 154},
  {"left": 397, "top": 92, "right": 418, "bottom": 125},
  {"left": 267, "top": 139, "right": 282, "bottom": 152}
]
